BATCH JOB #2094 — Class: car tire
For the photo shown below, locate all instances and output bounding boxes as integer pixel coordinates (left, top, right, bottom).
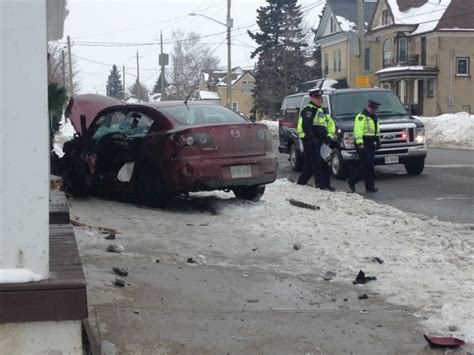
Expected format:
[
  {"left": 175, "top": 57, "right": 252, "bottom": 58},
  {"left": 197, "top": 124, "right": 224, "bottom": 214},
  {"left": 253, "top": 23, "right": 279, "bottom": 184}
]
[
  {"left": 289, "top": 144, "right": 303, "bottom": 172},
  {"left": 233, "top": 185, "right": 265, "bottom": 201},
  {"left": 330, "top": 148, "right": 347, "bottom": 179},
  {"left": 136, "top": 164, "right": 169, "bottom": 207},
  {"left": 404, "top": 159, "right": 425, "bottom": 175}
]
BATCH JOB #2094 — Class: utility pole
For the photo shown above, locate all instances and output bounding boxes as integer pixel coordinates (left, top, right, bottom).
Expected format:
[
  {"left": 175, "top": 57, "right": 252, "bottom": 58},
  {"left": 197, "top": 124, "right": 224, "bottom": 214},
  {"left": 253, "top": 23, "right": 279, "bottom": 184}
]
[
  {"left": 122, "top": 64, "right": 126, "bottom": 100},
  {"left": 67, "top": 35, "right": 73, "bottom": 96},
  {"left": 357, "top": 0, "right": 365, "bottom": 75},
  {"left": 159, "top": 31, "right": 168, "bottom": 101},
  {"left": 136, "top": 51, "right": 141, "bottom": 102},
  {"left": 227, "top": 0, "right": 232, "bottom": 108},
  {"left": 61, "top": 50, "right": 66, "bottom": 88}
]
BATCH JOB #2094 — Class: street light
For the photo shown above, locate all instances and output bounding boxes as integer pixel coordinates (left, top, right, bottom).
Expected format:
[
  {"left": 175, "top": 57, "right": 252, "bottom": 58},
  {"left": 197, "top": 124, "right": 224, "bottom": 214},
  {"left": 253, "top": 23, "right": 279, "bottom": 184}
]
[{"left": 190, "top": 2, "right": 233, "bottom": 109}]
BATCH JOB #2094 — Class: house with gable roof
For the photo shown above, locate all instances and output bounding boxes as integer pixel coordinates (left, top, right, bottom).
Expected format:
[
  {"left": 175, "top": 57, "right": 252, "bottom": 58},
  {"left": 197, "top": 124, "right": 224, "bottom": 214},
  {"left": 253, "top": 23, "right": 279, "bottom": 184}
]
[
  {"left": 197, "top": 67, "right": 256, "bottom": 117},
  {"left": 314, "top": 0, "right": 377, "bottom": 88},
  {"left": 369, "top": 0, "right": 474, "bottom": 115}
]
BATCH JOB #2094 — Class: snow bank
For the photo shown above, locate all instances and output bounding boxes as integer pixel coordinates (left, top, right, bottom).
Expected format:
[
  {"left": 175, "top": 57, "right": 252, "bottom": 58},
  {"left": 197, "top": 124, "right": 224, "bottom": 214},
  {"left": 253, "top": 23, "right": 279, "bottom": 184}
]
[
  {"left": 0, "top": 269, "right": 44, "bottom": 283},
  {"left": 260, "top": 120, "right": 279, "bottom": 138},
  {"left": 418, "top": 112, "right": 473, "bottom": 150},
  {"left": 74, "top": 180, "right": 474, "bottom": 342}
]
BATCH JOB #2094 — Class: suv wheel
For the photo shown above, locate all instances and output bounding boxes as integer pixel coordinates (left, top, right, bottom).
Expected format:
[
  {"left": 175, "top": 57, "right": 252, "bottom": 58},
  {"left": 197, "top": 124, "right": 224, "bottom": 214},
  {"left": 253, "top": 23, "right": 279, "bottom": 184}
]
[
  {"left": 330, "top": 149, "right": 347, "bottom": 179},
  {"left": 289, "top": 145, "right": 303, "bottom": 172},
  {"left": 404, "top": 159, "right": 425, "bottom": 175},
  {"left": 233, "top": 185, "right": 265, "bottom": 201}
]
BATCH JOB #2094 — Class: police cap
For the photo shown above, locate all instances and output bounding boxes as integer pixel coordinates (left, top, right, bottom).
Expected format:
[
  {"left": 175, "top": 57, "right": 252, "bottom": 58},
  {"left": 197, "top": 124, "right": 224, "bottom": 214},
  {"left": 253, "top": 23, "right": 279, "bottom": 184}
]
[
  {"left": 368, "top": 99, "right": 381, "bottom": 108},
  {"left": 309, "top": 89, "right": 322, "bottom": 98}
]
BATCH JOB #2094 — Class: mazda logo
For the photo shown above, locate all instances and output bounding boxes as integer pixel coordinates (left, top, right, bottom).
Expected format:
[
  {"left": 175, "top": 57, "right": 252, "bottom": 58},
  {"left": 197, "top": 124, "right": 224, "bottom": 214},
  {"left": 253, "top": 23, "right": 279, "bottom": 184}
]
[{"left": 231, "top": 129, "right": 240, "bottom": 138}]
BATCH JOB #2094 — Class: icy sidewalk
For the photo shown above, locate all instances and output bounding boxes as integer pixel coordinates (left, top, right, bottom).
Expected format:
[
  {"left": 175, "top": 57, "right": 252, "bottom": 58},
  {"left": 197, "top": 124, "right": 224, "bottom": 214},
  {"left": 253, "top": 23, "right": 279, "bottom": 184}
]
[{"left": 72, "top": 178, "right": 473, "bottom": 345}]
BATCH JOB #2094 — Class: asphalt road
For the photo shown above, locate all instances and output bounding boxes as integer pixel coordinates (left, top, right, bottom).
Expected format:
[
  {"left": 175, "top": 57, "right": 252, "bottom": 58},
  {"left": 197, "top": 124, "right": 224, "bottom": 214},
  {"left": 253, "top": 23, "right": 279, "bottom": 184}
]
[{"left": 276, "top": 143, "right": 474, "bottom": 224}]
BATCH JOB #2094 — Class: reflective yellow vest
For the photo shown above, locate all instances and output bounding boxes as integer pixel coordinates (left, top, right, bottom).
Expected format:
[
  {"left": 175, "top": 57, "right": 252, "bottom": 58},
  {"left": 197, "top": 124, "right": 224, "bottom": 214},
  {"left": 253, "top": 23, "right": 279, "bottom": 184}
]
[
  {"left": 297, "top": 103, "right": 335, "bottom": 139},
  {"left": 353, "top": 112, "right": 380, "bottom": 145}
]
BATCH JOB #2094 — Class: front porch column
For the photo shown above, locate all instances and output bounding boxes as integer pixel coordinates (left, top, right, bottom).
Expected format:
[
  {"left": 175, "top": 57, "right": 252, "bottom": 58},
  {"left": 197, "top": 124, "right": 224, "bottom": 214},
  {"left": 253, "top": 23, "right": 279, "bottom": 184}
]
[{"left": 0, "top": 0, "right": 49, "bottom": 278}]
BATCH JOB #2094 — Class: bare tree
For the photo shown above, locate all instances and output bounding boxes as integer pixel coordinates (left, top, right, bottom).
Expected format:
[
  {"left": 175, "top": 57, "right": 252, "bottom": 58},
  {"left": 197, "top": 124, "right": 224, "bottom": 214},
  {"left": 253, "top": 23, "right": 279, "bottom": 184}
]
[
  {"left": 170, "top": 30, "right": 220, "bottom": 99},
  {"left": 128, "top": 81, "right": 149, "bottom": 102},
  {"left": 48, "top": 42, "right": 80, "bottom": 95}
]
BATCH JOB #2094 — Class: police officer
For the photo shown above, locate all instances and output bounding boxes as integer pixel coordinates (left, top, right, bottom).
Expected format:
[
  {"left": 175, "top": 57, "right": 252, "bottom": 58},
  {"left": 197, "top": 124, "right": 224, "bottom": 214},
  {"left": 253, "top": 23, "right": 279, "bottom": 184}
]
[
  {"left": 296, "top": 89, "right": 336, "bottom": 191},
  {"left": 347, "top": 99, "right": 381, "bottom": 193}
]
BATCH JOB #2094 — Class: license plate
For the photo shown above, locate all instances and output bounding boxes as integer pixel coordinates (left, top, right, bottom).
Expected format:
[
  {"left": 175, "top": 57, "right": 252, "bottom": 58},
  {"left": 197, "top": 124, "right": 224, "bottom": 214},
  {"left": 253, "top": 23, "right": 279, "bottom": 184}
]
[
  {"left": 384, "top": 156, "right": 399, "bottom": 164},
  {"left": 230, "top": 165, "right": 252, "bottom": 178}
]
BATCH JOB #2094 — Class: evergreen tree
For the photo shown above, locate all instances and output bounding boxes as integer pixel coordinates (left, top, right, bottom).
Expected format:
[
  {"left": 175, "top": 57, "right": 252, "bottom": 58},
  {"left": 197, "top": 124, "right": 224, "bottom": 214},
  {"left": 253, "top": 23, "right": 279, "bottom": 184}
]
[
  {"left": 106, "top": 64, "right": 124, "bottom": 99},
  {"left": 248, "top": 0, "right": 310, "bottom": 117},
  {"left": 152, "top": 72, "right": 168, "bottom": 94},
  {"left": 128, "top": 80, "right": 149, "bottom": 102}
]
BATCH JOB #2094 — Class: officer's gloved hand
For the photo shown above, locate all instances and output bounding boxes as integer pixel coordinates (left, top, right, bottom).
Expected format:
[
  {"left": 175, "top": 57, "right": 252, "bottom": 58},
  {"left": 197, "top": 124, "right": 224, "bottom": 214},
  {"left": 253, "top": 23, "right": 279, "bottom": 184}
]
[
  {"left": 324, "top": 135, "right": 332, "bottom": 145},
  {"left": 329, "top": 140, "right": 339, "bottom": 149},
  {"left": 375, "top": 137, "right": 381, "bottom": 150},
  {"left": 356, "top": 143, "right": 365, "bottom": 150}
]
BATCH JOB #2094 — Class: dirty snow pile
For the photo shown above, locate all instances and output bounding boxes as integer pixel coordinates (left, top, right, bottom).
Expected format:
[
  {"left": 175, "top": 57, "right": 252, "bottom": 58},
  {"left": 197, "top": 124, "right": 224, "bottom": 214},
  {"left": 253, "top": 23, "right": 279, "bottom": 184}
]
[
  {"left": 72, "top": 179, "right": 474, "bottom": 342},
  {"left": 417, "top": 112, "right": 473, "bottom": 150},
  {"left": 260, "top": 120, "right": 279, "bottom": 138}
]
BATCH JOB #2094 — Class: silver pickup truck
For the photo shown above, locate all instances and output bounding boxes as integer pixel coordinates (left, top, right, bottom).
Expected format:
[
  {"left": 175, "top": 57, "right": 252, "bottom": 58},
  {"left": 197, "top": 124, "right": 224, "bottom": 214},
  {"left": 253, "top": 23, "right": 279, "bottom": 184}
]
[{"left": 278, "top": 88, "right": 427, "bottom": 178}]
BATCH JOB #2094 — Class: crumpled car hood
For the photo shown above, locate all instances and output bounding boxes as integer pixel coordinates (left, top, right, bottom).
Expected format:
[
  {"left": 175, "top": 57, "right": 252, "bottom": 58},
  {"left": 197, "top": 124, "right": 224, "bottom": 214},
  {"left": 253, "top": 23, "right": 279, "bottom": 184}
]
[{"left": 65, "top": 94, "right": 124, "bottom": 134}]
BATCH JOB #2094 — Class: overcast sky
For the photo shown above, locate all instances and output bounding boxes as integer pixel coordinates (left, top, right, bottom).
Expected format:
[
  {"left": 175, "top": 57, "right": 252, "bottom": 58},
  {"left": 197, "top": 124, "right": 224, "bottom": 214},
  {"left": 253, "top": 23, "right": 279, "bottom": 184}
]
[{"left": 58, "top": 0, "right": 325, "bottom": 95}]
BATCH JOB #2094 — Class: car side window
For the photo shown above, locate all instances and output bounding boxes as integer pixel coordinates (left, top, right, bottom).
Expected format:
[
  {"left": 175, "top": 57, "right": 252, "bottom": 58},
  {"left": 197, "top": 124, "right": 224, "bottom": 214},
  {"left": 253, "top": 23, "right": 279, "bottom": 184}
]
[
  {"left": 92, "top": 111, "right": 127, "bottom": 142},
  {"left": 119, "top": 112, "right": 153, "bottom": 138}
]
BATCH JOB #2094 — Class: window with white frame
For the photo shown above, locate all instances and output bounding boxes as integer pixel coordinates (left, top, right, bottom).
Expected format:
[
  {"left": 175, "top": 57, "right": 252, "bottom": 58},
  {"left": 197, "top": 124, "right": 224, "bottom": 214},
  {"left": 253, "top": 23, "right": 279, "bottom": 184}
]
[
  {"left": 427, "top": 79, "right": 434, "bottom": 97},
  {"left": 330, "top": 17, "right": 337, "bottom": 33},
  {"left": 456, "top": 57, "right": 470, "bottom": 76},
  {"left": 383, "top": 40, "right": 392, "bottom": 67},
  {"left": 232, "top": 101, "right": 239, "bottom": 111},
  {"left": 382, "top": 10, "right": 392, "bottom": 26},
  {"left": 333, "top": 49, "right": 341, "bottom": 73},
  {"left": 241, "top": 81, "right": 254, "bottom": 94},
  {"left": 398, "top": 37, "right": 408, "bottom": 63},
  {"left": 324, "top": 53, "right": 329, "bottom": 76}
]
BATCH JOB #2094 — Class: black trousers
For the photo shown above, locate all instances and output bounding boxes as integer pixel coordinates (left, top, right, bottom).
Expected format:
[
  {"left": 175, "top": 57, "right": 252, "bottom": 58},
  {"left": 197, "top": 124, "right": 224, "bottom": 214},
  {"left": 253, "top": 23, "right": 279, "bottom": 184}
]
[
  {"left": 297, "top": 138, "right": 331, "bottom": 189},
  {"left": 348, "top": 137, "right": 376, "bottom": 190},
  {"left": 297, "top": 138, "right": 318, "bottom": 187}
]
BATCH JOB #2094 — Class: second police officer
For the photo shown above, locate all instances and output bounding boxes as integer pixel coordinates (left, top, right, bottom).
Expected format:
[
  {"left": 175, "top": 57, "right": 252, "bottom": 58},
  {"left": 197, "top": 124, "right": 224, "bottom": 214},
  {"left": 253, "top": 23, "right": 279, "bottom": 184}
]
[
  {"left": 296, "top": 89, "right": 337, "bottom": 191},
  {"left": 347, "top": 99, "right": 381, "bottom": 193}
]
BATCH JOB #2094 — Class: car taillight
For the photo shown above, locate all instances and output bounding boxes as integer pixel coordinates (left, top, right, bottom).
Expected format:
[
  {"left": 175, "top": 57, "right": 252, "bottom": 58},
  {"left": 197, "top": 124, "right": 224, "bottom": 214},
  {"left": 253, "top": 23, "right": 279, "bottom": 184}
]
[{"left": 177, "top": 132, "right": 213, "bottom": 147}]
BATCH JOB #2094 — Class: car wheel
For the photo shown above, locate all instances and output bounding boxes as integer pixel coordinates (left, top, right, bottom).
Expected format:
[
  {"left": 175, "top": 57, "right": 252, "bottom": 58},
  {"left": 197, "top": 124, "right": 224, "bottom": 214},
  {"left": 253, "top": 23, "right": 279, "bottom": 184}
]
[
  {"left": 330, "top": 149, "right": 347, "bottom": 179},
  {"left": 233, "top": 185, "right": 265, "bottom": 201},
  {"left": 289, "top": 144, "right": 303, "bottom": 172},
  {"left": 136, "top": 164, "right": 169, "bottom": 207},
  {"left": 404, "top": 159, "right": 425, "bottom": 175}
]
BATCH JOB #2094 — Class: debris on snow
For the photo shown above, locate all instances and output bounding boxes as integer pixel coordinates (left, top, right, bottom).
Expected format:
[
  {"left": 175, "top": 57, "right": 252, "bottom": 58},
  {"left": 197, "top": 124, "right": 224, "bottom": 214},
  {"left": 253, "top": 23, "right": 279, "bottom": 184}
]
[
  {"left": 186, "top": 257, "right": 196, "bottom": 264},
  {"left": 293, "top": 242, "right": 303, "bottom": 250},
  {"left": 288, "top": 198, "right": 320, "bottom": 210},
  {"left": 353, "top": 270, "right": 377, "bottom": 285},
  {"left": 423, "top": 334, "right": 465, "bottom": 348},
  {"left": 114, "top": 278, "right": 126, "bottom": 287},
  {"left": 113, "top": 267, "right": 129, "bottom": 277},
  {"left": 358, "top": 294, "right": 369, "bottom": 300},
  {"left": 247, "top": 299, "right": 259, "bottom": 303},
  {"left": 105, "top": 233, "right": 116, "bottom": 240},
  {"left": 322, "top": 271, "right": 336, "bottom": 281},
  {"left": 107, "top": 244, "right": 124, "bottom": 253},
  {"left": 372, "top": 256, "right": 384, "bottom": 264}
]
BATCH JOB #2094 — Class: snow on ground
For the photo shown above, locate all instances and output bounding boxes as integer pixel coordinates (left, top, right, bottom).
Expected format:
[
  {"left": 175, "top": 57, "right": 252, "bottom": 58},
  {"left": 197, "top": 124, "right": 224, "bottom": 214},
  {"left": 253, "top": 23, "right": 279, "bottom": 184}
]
[
  {"left": 74, "top": 179, "right": 474, "bottom": 342},
  {"left": 53, "top": 116, "right": 76, "bottom": 158},
  {"left": 417, "top": 112, "right": 474, "bottom": 150}
]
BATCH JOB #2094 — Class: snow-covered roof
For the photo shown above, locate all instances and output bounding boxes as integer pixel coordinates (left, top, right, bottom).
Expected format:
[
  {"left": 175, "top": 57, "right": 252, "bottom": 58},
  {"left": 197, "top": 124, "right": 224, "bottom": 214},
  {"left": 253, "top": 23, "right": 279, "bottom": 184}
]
[
  {"left": 386, "top": 0, "right": 452, "bottom": 35},
  {"left": 198, "top": 90, "right": 220, "bottom": 100},
  {"left": 375, "top": 65, "right": 425, "bottom": 74},
  {"left": 336, "top": 15, "right": 357, "bottom": 32}
]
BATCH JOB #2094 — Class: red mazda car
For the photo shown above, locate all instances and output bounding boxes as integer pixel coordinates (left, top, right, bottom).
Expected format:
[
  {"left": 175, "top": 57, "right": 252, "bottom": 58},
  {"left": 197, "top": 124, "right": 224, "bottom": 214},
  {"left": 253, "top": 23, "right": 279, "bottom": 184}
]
[{"left": 58, "top": 94, "right": 277, "bottom": 206}]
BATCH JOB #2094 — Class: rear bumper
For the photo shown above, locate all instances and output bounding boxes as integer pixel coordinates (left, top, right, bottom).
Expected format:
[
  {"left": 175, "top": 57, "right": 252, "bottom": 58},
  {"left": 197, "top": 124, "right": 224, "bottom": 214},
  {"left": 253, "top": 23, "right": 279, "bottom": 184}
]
[
  {"left": 341, "top": 144, "right": 427, "bottom": 165},
  {"left": 164, "top": 153, "right": 278, "bottom": 193}
]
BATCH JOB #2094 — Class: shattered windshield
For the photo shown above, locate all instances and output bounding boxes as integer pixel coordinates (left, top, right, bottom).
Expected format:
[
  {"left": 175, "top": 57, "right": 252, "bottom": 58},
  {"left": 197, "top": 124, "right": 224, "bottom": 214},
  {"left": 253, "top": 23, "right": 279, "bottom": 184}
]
[
  {"left": 161, "top": 104, "right": 246, "bottom": 125},
  {"left": 330, "top": 91, "right": 407, "bottom": 121}
]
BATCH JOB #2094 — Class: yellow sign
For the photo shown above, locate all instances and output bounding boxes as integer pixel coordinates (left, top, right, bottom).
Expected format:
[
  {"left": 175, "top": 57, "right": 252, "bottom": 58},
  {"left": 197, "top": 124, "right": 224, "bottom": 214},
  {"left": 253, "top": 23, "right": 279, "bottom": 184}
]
[{"left": 356, "top": 76, "right": 370, "bottom": 88}]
